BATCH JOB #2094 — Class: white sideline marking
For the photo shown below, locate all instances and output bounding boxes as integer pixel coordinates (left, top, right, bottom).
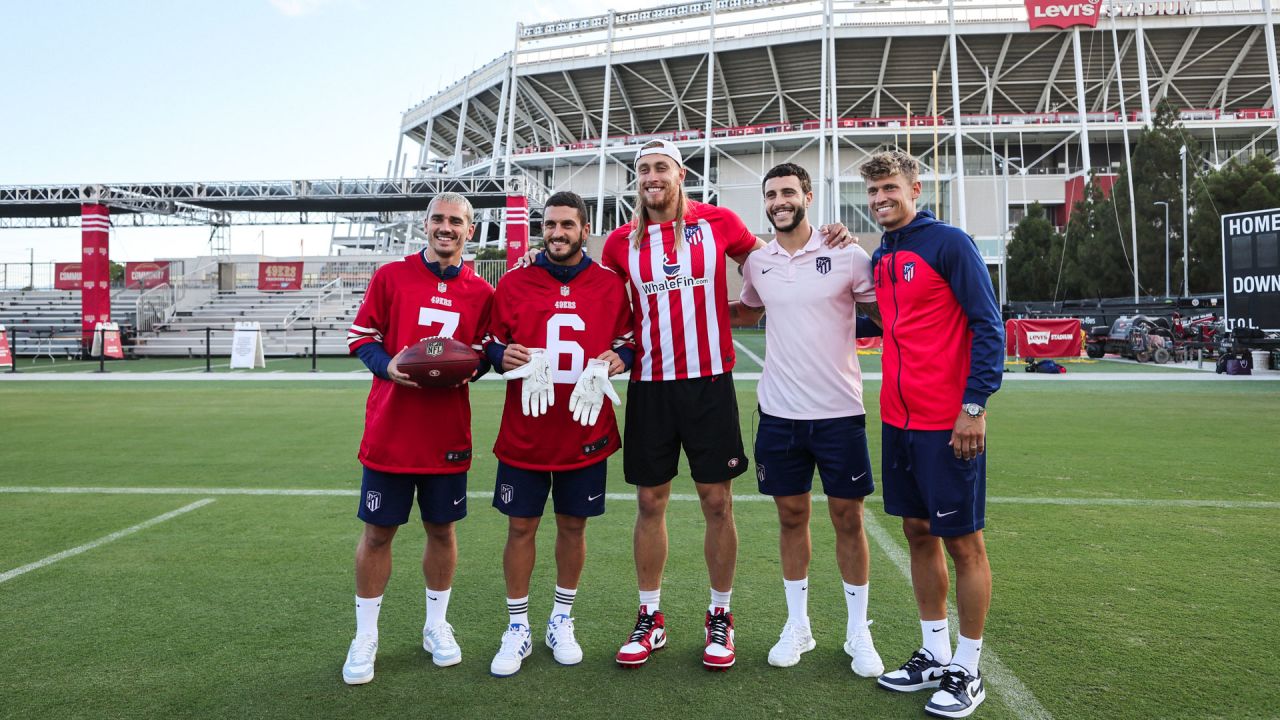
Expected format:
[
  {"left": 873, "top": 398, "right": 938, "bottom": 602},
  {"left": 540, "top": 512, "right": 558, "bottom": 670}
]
[
  {"left": 732, "top": 339, "right": 766, "bottom": 370},
  {"left": 5, "top": 370, "right": 1280, "bottom": 381},
  {"left": 0, "top": 486, "right": 1276, "bottom": 509},
  {"left": 0, "top": 499, "right": 215, "bottom": 585},
  {"left": 863, "top": 513, "right": 1053, "bottom": 720}
]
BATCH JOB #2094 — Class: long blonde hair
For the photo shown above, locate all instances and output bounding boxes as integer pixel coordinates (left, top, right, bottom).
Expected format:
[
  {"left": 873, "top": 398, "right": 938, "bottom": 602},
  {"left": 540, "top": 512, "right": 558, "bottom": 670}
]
[{"left": 629, "top": 175, "right": 688, "bottom": 250}]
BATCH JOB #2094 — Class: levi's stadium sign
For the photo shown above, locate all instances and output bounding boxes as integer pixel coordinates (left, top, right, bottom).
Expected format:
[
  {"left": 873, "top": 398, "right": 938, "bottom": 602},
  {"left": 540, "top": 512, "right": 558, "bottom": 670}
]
[{"left": 1026, "top": 0, "right": 1195, "bottom": 29}]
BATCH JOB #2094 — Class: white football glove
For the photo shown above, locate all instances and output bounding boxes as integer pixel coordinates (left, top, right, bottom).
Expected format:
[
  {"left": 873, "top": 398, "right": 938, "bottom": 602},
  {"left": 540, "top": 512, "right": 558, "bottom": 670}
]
[
  {"left": 502, "top": 348, "right": 554, "bottom": 417},
  {"left": 568, "top": 358, "right": 621, "bottom": 427}
]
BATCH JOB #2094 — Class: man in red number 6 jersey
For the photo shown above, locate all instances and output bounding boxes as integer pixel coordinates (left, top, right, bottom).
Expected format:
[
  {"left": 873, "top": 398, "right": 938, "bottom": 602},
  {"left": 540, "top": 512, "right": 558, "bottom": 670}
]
[
  {"left": 341, "top": 192, "right": 494, "bottom": 685},
  {"left": 482, "top": 191, "right": 634, "bottom": 677},
  {"left": 602, "top": 140, "right": 854, "bottom": 671}
]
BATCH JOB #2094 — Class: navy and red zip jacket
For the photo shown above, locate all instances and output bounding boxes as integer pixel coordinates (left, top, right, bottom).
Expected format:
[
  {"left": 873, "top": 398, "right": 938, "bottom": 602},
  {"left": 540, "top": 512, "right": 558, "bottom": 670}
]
[{"left": 872, "top": 210, "right": 1003, "bottom": 431}]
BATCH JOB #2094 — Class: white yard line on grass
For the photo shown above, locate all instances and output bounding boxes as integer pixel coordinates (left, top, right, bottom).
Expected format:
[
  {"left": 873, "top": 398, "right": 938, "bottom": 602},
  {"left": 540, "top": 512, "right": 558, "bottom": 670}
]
[
  {"left": 5, "top": 370, "right": 1280, "bottom": 381},
  {"left": 863, "top": 512, "right": 1053, "bottom": 720},
  {"left": 0, "top": 499, "right": 215, "bottom": 585},
  {"left": 2, "top": 486, "right": 1277, "bottom": 511},
  {"left": 732, "top": 339, "right": 766, "bottom": 370}
]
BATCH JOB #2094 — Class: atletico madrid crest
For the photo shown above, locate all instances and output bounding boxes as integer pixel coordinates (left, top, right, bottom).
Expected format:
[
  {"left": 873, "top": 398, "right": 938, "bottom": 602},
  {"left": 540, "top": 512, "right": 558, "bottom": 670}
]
[
  {"left": 903, "top": 262, "right": 916, "bottom": 283},
  {"left": 816, "top": 256, "right": 831, "bottom": 275},
  {"left": 684, "top": 224, "right": 704, "bottom": 245}
]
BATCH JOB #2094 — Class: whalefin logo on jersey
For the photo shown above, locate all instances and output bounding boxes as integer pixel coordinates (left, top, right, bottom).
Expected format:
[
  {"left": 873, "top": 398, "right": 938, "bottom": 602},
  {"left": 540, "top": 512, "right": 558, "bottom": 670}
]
[
  {"left": 684, "top": 224, "right": 704, "bottom": 246},
  {"left": 903, "top": 262, "right": 916, "bottom": 283},
  {"left": 662, "top": 250, "right": 681, "bottom": 278}
]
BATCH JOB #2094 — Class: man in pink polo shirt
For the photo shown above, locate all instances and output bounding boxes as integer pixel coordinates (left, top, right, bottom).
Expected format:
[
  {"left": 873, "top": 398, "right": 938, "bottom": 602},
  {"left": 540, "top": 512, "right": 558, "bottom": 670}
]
[{"left": 731, "top": 162, "right": 884, "bottom": 676}]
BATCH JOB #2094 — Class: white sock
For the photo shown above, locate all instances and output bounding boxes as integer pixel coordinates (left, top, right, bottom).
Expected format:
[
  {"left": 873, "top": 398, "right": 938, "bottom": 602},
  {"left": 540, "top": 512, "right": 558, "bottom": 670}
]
[
  {"left": 843, "top": 581, "right": 869, "bottom": 636},
  {"left": 921, "top": 618, "right": 952, "bottom": 665},
  {"left": 425, "top": 587, "right": 451, "bottom": 630},
  {"left": 953, "top": 634, "right": 983, "bottom": 676},
  {"left": 639, "top": 588, "right": 661, "bottom": 614},
  {"left": 709, "top": 588, "right": 732, "bottom": 614},
  {"left": 507, "top": 595, "right": 529, "bottom": 628},
  {"left": 783, "top": 577, "right": 809, "bottom": 626},
  {"left": 551, "top": 585, "right": 577, "bottom": 619},
  {"left": 355, "top": 595, "right": 382, "bottom": 638}
]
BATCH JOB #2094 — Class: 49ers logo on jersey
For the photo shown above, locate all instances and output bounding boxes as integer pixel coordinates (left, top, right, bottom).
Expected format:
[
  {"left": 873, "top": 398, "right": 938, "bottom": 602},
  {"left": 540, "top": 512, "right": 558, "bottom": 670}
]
[{"left": 1025, "top": 0, "right": 1101, "bottom": 29}]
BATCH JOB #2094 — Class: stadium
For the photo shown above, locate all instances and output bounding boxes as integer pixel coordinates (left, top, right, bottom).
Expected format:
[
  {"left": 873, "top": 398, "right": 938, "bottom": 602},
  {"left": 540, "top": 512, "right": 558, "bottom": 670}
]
[{"left": 2, "top": 2, "right": 1280, "bottom": 720}]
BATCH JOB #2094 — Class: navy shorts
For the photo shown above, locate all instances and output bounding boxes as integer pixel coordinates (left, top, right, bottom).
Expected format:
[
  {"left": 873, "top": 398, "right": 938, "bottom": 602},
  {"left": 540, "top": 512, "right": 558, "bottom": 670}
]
[
  {"left": 623, "top": 373, "right": 748, "bottom": 486},
  {"left": 493, "top": 460, "right": 607, "bottom": 519},
  {"left": 754, "top": 412, "right": 874, "bottom": 499},
  {"left": 357, "top": 466, "right": 468, "bottom": 526},
  {"left": 880, "top": 423, "right": 986, "bottom": 537}
]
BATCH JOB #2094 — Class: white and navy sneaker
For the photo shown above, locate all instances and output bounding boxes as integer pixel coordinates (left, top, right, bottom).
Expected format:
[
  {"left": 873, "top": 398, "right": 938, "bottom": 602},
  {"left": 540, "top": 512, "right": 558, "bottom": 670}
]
[
  {"left": 925, "top": 666, "right": 985, "bottom": 718},
  {"left": 423, "top": 621, "right": 462, "bottom": 667},
  {"left": 767, "top": 621, "right": 815, "bottom": 667},
  {"left": 844, "top": 621, "right": 885, "bottom": 677},
  {"left": 546, "top": 614, "right": 583, "bottom": 665},
  {"left": 877, "top": 649, "right": 947, "bottom": 692},
  {"left": 342, "top": 634, "right": 378, "bottom": 685},
  {"left": 490, "top": 623, "right": 534, "bottom": 677}
]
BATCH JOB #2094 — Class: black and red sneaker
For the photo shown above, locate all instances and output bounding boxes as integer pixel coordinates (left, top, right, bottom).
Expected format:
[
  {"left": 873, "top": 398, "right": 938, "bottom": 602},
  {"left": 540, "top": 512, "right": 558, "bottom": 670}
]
[
  {"left": 616, "top": 606, "right": 666, "bottom": 667},
  {"left": 703, "top": 609, "right": 736, "bottom": 671}
]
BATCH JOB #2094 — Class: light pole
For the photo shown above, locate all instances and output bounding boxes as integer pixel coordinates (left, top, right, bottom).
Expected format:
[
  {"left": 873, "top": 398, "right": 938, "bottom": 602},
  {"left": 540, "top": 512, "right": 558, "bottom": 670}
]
[
  {"left": 1180, "top": 145, "right": 1189, "bottom": 297},
  {"left": 1154, "top": 201, "right": 1169, "bottom": 298},
  {"left": 1000, "top": 155, "right": 1022, "bottom": 308},
  {"left": 27, "top": 248, "right": 34, "bottom": 290}
]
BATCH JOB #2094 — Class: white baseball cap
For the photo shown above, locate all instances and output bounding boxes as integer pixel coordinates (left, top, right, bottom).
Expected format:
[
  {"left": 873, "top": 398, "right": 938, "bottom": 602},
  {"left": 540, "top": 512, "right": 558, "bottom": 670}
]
[{"left": 635, "top": 139, "right": 683, "bottom": 167}]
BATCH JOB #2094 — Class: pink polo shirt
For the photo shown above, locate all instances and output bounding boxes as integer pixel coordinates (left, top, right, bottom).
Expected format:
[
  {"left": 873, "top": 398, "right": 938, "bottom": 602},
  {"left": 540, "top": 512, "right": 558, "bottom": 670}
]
[{"left": 740, "top": 228, "right": 877, "bottom": 420}]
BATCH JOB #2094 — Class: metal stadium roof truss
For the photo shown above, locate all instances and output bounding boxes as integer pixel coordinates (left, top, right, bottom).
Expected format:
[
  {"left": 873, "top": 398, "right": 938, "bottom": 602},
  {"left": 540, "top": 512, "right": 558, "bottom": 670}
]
[{"left": 398, "top": 0, "right": 1280, "bottom": 250}]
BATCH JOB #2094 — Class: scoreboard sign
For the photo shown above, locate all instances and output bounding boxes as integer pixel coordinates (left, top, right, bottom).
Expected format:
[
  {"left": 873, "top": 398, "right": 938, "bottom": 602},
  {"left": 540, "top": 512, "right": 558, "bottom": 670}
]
[{"left": 1222, "top": 207, "right": 1280, "bottom": 331}]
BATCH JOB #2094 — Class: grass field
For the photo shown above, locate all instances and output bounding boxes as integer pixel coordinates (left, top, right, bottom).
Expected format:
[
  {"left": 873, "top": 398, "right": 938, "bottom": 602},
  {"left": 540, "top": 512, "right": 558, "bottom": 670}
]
[{"left": 1, "top": 375, "right": 1277, "bottom": 720}]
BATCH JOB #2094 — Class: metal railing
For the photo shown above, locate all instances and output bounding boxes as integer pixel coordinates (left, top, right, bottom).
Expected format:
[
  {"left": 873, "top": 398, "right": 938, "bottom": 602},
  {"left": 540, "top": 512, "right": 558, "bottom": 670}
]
[{"left": 282, "top": 278, "right": 346, "bottom": 329}]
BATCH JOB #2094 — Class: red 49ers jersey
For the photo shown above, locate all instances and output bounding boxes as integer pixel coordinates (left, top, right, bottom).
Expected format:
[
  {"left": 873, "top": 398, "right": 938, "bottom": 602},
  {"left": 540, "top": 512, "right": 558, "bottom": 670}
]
[
  {"left": 347, "top": 254, "right": 494, "bottom": 473},
  {"left": 486, "top": 261, "right": 633, "bottom": 471},
  {"left": 602, "top": 200, "right": 758, "bottom": 381}
]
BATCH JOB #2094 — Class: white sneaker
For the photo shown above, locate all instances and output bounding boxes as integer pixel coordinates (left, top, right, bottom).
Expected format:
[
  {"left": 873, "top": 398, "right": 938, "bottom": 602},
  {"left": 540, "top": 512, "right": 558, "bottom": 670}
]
[
  {"left": 844, "top": 621, "right": 885, "bottom": 677},
  {"left": 546, "top": 614, "right": 583, "bottom": 665},
  {"left": 423, "top": 621, "right": 462, "bottom": 667},
  {"left": 767, "top": 621, "right": 816, "bottom": 668},
  {"left": 342, "top": 634, "right": 378, "bottom": 685},
  {"left": 490, "top": 623, "right": 533, "bottom": 677}
]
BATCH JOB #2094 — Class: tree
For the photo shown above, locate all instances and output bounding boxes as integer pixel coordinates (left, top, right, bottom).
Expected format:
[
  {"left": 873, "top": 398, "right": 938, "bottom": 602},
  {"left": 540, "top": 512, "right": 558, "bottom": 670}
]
[
  {"left": 109, "top": 261, "right": 125, "bottom": 285},
  {"left": 1004, "top": 203, "right": 1062, "bottom": 300},
  {"left": 1108, "top": 101, "right": 1204, "bottom": 298},
  {"left": 1063, "top": 177, "right": 1130, "bottom": 299},
  {"left": 1189, "top": 154, "right": 1280, "bottom": 292}
]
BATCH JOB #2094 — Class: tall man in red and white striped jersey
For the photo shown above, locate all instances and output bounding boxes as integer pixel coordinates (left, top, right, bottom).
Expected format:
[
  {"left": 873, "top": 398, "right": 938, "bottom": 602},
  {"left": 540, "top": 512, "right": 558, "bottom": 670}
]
[{"left": 602, "top": 139, "right": 853, "bottom": 671}]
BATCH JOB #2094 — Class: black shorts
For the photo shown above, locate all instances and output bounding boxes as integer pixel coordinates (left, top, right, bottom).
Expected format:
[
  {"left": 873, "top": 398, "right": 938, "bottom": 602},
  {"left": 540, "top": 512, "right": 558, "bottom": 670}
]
[
  {"left": 754, "top": 412, "right": 874, "bottom": 499},
  {"left": 623, "top": 372, "right": 748, "bottom": 486},
  {"left": 357, "top": 466, "right": 468, "bottom": 526},
  {"left": 492, "top": 460, "right": 607, "bottom": 519}
]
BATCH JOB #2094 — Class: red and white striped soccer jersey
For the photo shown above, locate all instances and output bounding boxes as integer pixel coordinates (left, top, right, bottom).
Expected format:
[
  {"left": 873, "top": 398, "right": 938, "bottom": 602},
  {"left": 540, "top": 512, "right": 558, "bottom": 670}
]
[
  {"left": 602, "top": 201, "right": 758, "bottom": 381},
  {"left": 485, "top": 261, "right": 634, "bottom": 471},
  {"left": 347, "top": 254, "right": 494, "bottom": 473}
]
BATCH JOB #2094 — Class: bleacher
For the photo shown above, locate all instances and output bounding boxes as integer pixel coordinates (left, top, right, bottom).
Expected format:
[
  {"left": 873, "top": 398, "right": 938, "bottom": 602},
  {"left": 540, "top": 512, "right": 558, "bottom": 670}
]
[
  {"left": 0, "top": 290, "right": 141, "bottom": 358},
  {"left": 130, "top": 289, "right": 363, "bottom": 357}
]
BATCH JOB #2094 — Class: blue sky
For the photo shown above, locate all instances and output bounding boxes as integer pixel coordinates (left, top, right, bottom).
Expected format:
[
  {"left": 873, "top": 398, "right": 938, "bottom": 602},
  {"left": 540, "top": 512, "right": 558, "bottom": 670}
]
[{"left": 0, "top": 0, "right": 644, "bottom": 265}]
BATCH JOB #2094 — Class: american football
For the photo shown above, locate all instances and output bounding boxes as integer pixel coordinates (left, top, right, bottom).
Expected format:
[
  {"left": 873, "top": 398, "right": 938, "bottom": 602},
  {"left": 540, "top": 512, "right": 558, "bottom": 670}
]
[{"left": 396, "top": 337, "right": 478, "bottom": 387}]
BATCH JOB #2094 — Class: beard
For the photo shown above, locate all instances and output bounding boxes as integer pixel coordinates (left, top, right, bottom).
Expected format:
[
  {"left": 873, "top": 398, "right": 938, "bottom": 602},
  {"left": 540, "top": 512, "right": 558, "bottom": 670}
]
[
  {"left": 767, "top": 203, "right": 807, "bottom": 233},
  {"left": 545, "top": 233, "right": 584, "bottom": 262},
  {"left": 640, "top": 183, "right": 678, "bottom": 213}
]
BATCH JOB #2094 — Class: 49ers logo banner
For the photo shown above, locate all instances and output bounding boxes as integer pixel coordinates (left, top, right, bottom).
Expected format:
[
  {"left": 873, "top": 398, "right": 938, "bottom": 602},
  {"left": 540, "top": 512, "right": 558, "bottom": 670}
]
[
  {"left": 258, "top": 262, "right": 304, "bottom": 291},
  {"left": 1025, "top": 0, "right": 1101, "bottom": 28}
]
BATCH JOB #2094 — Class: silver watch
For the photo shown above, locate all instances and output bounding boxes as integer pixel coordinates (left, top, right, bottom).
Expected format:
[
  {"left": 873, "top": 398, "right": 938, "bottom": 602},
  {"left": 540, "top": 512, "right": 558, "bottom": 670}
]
[{"left": 961, "top": 403, "right": 985, "bottom": 418}]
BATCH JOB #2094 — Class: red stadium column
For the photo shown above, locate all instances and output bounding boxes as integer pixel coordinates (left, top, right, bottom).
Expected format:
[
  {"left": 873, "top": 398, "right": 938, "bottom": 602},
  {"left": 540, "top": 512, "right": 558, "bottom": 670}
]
[
  {"left": 80, "top": 204, "right": 111, "bottom": 351},
  {"left": 505, "top": 195, "right": 529, "bottom": 269}
]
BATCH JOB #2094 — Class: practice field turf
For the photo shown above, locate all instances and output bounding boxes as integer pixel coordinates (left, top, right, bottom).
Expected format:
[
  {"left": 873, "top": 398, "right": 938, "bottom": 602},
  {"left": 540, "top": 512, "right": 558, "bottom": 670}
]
[{"left": 1, "top": 379, "right": 1277, "bottom": 719}]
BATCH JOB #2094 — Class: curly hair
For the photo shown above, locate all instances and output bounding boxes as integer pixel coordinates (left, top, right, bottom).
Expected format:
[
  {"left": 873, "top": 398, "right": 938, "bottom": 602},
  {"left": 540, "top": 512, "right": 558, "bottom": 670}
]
[{"left": 858, "top": 150, "right": 919, "bottom": 186}]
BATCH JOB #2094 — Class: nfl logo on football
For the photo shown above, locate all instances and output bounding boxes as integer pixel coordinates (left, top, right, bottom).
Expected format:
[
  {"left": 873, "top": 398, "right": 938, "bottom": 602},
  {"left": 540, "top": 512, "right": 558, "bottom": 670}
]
[{"left": 426, "top": 340, "right": 444, "bottom": 357}]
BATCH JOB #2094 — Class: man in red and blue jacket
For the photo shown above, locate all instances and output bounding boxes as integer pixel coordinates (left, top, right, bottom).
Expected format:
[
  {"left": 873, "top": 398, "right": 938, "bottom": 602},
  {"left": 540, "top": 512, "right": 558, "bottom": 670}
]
[{"left": 862, "top": 150, "right": 1003, "bottom": 720}]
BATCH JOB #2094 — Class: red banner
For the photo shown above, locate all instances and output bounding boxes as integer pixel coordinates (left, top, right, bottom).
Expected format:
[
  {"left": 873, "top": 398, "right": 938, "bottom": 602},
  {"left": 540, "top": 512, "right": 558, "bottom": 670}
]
[
  {"left": 0, "top": 326, "right": 11, "bottom": 367},
  {"left": 54, "top": 262, "right": 83, "bottom": 291},
  {"left": 505, "top": 195, "right": 529, "bottom": 269},
  {"left": 1006, "top": 318, "right": 1082, "bottom": 358},
  {"left": 258, "top": 261, "right": 304, "bottom": 291},
  {"left": 125, "top": 261, "right": 170, "bottom": 289},
  {"left": 81, "top": 204, "right": 111, "bottom": 349},
  {"left": 1025, "top": 0, "right": 1101, "bottom": 29},
  {"left": 103, "top": 326, "right": 124, "bottom": 359}
]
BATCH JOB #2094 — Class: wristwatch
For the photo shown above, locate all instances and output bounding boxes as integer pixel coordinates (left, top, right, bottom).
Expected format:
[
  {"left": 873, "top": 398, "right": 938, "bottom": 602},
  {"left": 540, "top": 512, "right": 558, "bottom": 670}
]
[{"left": 961, "top": 403, "right": 985, "bottom": 418}]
